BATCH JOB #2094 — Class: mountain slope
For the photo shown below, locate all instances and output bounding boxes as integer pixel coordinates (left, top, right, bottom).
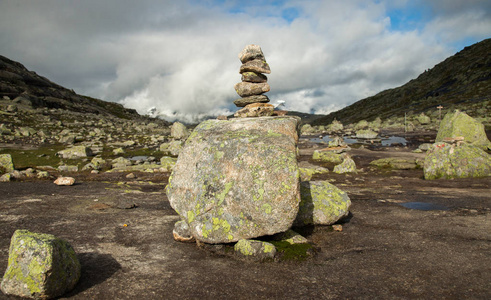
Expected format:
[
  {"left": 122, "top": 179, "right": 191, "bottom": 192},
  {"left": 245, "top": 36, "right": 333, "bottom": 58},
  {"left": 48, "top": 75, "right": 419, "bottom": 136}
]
[
  {"left": 313, "top": 38, "right": 491, "bottom": 126},
  {"left": 0, "top": 55, "right": 143, "bottom": 119}
]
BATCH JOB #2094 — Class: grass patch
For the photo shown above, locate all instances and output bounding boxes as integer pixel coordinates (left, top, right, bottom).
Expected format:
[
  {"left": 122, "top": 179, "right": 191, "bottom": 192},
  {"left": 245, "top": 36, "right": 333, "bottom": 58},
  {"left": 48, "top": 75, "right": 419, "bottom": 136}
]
[{"left": 269, "top": 241, "right": 315, "bottom": 261}]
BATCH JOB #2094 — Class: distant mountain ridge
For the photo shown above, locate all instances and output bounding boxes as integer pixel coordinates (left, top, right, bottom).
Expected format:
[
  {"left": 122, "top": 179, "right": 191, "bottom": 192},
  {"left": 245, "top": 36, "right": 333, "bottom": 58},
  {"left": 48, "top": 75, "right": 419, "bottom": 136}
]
[
  {"left": 0, "top": 55, "right": 144, "bottom": 120},
  {"left": 312, "top": 38, "right": 491, "bottom": 126}
]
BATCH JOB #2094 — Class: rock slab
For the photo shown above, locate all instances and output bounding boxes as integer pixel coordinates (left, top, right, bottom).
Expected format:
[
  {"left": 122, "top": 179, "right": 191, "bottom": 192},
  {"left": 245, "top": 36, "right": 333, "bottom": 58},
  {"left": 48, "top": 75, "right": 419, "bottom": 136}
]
[
  {"left": 166, "top": 116, "right": 301, "bottom": 243},
  {"left": 1, "top": 230, "right": 81, "bottom": 299}
]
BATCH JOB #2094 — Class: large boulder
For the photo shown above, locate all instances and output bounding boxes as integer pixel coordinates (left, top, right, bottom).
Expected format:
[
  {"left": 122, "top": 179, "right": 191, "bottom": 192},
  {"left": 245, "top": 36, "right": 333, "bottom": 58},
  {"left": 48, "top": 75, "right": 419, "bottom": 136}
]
[
  {"left": 0, "top": 154, "right": 14, "bottom": 174},
  {"left": 436, "top": 110, "right": 491, "bottom": 150},
  {"left": 424, "top": 142, "right": 491, "bottom": 180},
  {"left": 166, "top": 116, "right": 301, "bottom": 244},
  {"left": 1, "top": 230, "right": 81, "bottom": 299},
  {"left": 294, "top": 181, "right": 351, "bottom": 226}
]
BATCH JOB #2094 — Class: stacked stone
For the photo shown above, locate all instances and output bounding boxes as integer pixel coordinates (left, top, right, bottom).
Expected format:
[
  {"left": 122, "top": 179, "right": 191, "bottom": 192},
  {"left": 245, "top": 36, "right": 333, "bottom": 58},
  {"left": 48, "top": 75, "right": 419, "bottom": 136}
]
[{"left": 234, "top": 45, "right": 274, "bottom": 118}]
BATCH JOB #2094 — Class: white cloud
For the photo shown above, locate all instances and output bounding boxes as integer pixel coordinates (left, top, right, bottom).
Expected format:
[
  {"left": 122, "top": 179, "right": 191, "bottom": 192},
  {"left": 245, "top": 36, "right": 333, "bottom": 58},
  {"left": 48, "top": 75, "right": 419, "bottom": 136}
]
[{"left": 0, "top": 0, "right": 489, "bottom": 123}]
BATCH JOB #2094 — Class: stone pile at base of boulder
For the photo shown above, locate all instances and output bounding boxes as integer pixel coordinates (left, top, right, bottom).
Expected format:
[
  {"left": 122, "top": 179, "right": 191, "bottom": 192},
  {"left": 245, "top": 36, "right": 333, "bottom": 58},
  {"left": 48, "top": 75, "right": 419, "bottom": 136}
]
[
  {"left": 234, "top": 45, "right": 274, "bottom": 118},
  {"left": 1, "top": 230, "right": 80, "bottom": 299}
]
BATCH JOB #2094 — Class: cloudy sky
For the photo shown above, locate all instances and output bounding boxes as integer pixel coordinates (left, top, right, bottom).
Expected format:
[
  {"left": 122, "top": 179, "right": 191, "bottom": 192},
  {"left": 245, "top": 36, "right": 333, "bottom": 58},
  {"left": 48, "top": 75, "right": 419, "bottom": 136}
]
[{"left": 1, "top": 0, "right": 490, "bottom": 122}]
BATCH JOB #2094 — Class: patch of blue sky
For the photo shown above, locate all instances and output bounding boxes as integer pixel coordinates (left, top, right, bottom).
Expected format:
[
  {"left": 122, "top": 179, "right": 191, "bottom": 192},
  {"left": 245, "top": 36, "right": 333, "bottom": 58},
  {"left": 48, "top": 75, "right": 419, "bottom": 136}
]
[
  {"left": 385, "top": 2, "right": 431, "bottom": 33},
  {"left": 191, "top": 0, "right": 299, "bottom": 23}
]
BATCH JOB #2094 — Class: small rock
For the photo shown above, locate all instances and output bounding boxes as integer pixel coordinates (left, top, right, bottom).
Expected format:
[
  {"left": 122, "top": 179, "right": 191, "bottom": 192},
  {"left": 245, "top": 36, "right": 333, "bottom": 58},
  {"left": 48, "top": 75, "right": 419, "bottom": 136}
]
[
  {"left": 238, "top": 44, "right": 266, "bottom": 63},
  {"left": 332, "top": 224, "right": 343, "bottom": 232},
  {"left": 54, "top": 177, "right": 75, "bottom": 186},
  {"left": 217, "top": 115, "right": 228, "bottom": 120},
  {"left": 126, "top": 173, "right": 136, "bottom": 179},
  {"left": 170, "top": 122, "right": 189, "bottom": 140},
  {"left": 233, "top": 95, "right": 270, "bottom": 107},
  {"left": 234, "top": 239, "right": 276, "bottom": 261},
  {"left": 234, "top": 103, "right": 274, "bottom": 118},
  {"left": 241, "top": 71, "right": 268, "bottom": 83},
  {"left": 172, "top": 220, "right": 195, "bottom": 243},
  {"left": 273, "top": 230, "right": 308, "bottom": 244},
  {"left": 234, "top": 82, "right": 270, "bottom": 97},
  {"left": 239, "top": 59, "right": 271, "bottom": 74},
  {"left": 116, "top": 198, "right": 138, "bottom": 209}
]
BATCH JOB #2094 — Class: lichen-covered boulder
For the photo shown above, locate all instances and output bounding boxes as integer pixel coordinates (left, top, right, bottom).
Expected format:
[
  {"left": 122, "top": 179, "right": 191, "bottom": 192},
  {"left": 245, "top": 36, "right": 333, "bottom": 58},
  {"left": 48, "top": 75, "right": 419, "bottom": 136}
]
[
  {"left": 355, "top": 129, "right": 378, "bottom": 139},
  {"left": 166, "top": 116, "right": 300, "bottom": 243},
  {"left": 56, "top": 146, "right": 92, "bottom": 159},
  {"left": 1, "top": 230, "right": 81, "bottom": 299},
  {"left": 170, "top": 122, "right": 189, "bottom": 140},
  {"left": 312, "top": 150, "right": 343, "bottom": 164},
  {"left": 294, "top": 181, "right": 351, "bottom": 226},
  {"left": 369, "top": 157, "right": 422, "bottom": 170},
  {"left": 424, "top": 142, "right": 491, "bottom": 180},
  {"left": 234, "top": 239, "right": 276, "bottom": 260},
  {"left": 0, "top": 154, "right": 14, "bottom": 174},
  {"left": 333, "top": 156, "right": 357, "bottom": 174},
  {"left": 436, "top": 110, "right": 491, "bottom": 150}
]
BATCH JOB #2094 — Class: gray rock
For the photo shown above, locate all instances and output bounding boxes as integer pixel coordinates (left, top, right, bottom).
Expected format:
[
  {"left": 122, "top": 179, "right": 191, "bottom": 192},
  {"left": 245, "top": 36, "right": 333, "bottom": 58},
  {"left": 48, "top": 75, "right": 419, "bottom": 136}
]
[
  {"left": 239, "top": 59, "right": 271, "bottom": 74},
  {"left": 238, "top": 44, "right": 266, "bottom": 63},
  {"left": 333, "top": 156, "right": 357, "bottom": 174},
  {"left": 166, "top": 116, "right": 300, "bottom": 244},
  {"left": 241, "top": 72, "right": 268, "bottom": 83},
  {"left": 234, "top": 239, "right": 276, "bottom": 261},
  {"left": 111, "top": 157, "right": 132, "bottom": 169},
  {"left": 170, "top": 122, "right": 189, "bottom": 140},
  {"left": 56, "top": 146, "right": 92, "bottom": 159},
  {"left": 160, "top": 140, "right": 184, "bottom": 156},
  {"left": 173, "top": 220, "right": 195, "bottom": 243},
  {"left": 233, "top": 95, "right": 270, "bottom": 107},
  {"left": 58, "top": 165, "right": 79, "bottom": 173},
  {"left": 355, "top": 129, "right": 378, "bottom": 139},
  {"left": 294, "top": 181, "right": 351, "bottom": 226},
  {"left": 234, "top": 82, "right": 270, "bottom": 97},
  {"left": 1, "top": 230, "right": 81, "bottom": 299}
]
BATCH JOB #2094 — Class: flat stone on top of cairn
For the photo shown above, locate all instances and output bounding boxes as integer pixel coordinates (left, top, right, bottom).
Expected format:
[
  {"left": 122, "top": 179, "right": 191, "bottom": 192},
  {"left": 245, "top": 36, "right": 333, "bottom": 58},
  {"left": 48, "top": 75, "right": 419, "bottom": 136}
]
[{"left": 234, "top": 44, "right": 273, "bottom": 117}]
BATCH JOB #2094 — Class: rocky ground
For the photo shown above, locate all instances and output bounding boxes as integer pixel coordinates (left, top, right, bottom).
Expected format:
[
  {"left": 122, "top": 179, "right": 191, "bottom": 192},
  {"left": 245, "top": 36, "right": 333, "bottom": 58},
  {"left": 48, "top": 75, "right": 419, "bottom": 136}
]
[{"left": 0, "top": 129, "right": 490, "bottom": 299}]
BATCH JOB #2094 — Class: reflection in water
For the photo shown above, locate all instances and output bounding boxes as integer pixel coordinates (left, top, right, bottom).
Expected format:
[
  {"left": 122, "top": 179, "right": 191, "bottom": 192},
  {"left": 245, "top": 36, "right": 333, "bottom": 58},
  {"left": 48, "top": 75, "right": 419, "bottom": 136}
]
[{"left": 399, "top": 202, "right": 448, "bottom": 211}]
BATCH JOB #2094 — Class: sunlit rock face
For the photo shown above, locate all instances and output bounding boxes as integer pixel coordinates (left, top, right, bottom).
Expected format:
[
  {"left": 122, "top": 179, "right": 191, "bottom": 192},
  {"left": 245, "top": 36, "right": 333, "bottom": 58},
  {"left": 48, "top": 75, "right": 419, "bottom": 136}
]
[{"left": 166, "top": 116, "right": 301, "bottom": 244}]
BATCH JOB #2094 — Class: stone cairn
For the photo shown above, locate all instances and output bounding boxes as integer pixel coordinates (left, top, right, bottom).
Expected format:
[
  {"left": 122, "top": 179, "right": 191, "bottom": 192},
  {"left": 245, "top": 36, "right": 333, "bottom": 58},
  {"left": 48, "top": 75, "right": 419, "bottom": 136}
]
[{"left": 233, "top": 45, "right": 275, "bottom": 118}]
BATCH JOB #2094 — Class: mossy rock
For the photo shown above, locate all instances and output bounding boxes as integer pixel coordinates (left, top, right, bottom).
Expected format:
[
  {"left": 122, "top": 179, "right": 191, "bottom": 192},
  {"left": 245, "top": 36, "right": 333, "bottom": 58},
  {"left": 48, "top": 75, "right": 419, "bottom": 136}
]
[
  {"left": 234, "top": 239, "right": 276, "bottom": 261},
  {"left": 312, "top": 151, "right": 343, "bottom": 164},
  {"left": 0, "top": 154, "right": 14, "bottom": 174},
  {"left": 436, "top": 110, "right": 491, "bottom": 150},
  {"left": 1, "top": 230, "right": 81, "bottom": 299},
  {"left": 369, "top": 157, "right": 421, "bottom": 170},
  {"left": 294, "top": 181, "right": 351, "bottom": 226},
  {"left": 424, "top": 142, "right": 491, "bottom": 179}
]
